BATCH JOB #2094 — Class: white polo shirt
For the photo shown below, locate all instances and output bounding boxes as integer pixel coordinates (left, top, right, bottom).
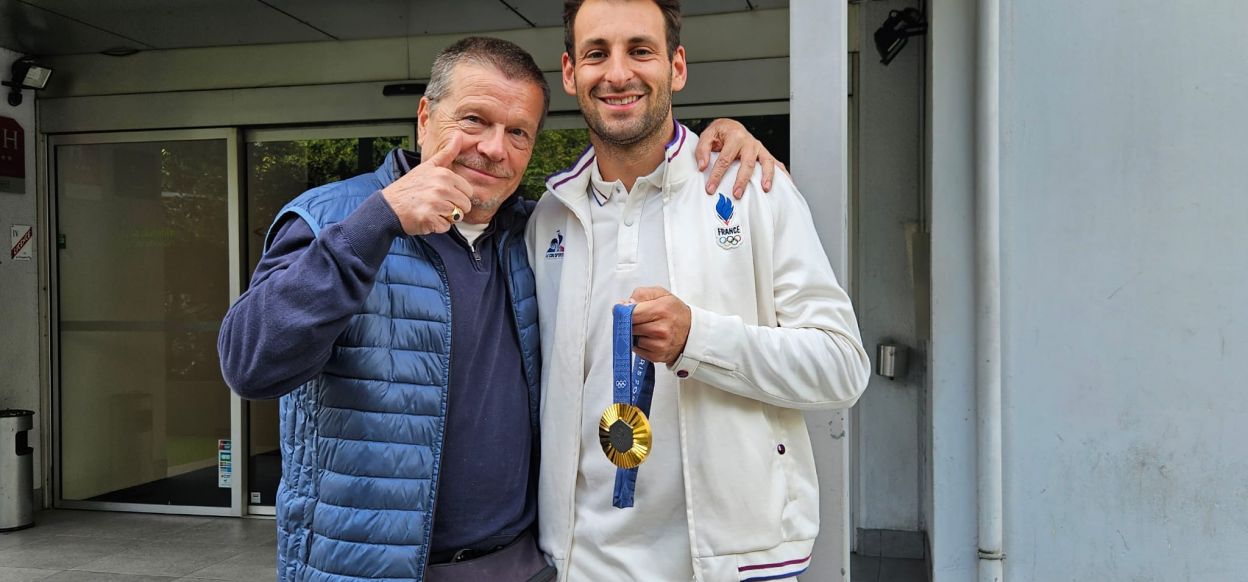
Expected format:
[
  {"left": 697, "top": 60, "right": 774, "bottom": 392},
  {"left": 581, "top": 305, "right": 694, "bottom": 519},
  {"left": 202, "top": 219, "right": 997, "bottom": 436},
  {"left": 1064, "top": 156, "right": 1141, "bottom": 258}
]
[{"left": 565, "top": 160, "right": 693, "bottom": 581}]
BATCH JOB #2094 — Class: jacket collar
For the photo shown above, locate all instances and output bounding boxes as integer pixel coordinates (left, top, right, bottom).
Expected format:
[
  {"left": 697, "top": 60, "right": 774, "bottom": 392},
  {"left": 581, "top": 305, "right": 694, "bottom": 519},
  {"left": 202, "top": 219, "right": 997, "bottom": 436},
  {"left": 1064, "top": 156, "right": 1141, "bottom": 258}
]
[
  {"left": 374, "top": 147, "right": 421, "bottom": 188},
  {"left": 545, "top": 120, "right": 699, "bottom": 205}
]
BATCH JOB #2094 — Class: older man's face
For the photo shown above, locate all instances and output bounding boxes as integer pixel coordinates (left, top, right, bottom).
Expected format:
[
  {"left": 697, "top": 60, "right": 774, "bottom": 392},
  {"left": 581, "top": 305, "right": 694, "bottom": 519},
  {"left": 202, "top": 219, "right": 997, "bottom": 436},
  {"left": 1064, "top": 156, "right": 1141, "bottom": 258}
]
[{"left": 417, "top": 62, "right": 544, "bottom": 222}]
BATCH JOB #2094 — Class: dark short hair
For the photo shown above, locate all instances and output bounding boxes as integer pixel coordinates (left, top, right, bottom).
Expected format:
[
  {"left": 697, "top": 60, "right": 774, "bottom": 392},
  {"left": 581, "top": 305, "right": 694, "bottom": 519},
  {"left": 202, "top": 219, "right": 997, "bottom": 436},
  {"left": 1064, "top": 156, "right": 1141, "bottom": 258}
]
[
  {"left": 425, "top": 36, "right": 551, "bottom": 129},
  {"left": 563, "top": 0, "right": 682, "bottom": 63}
]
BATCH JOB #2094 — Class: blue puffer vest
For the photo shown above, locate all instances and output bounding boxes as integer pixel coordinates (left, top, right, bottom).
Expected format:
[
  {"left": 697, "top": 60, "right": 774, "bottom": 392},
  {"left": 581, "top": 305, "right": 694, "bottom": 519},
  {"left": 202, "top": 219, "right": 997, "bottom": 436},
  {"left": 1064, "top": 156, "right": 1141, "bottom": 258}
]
[{"left": 266, "top": 150, "right": 541, "bottom": 582}]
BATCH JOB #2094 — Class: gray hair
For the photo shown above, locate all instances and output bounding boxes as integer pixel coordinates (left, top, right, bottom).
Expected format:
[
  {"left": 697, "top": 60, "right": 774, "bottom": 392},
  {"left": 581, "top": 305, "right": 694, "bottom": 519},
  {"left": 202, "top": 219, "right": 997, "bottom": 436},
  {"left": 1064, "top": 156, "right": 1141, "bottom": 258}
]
[{"left": 425, "top": 36, "right": 551, "bottom": 130}]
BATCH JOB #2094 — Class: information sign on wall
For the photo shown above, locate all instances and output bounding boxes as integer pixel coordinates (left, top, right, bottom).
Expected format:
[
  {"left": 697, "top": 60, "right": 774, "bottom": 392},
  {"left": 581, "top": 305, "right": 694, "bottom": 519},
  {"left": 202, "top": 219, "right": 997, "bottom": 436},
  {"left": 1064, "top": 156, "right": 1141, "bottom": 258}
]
[{"left": 0, "top": 117, "right": 24, "bottom": 194}]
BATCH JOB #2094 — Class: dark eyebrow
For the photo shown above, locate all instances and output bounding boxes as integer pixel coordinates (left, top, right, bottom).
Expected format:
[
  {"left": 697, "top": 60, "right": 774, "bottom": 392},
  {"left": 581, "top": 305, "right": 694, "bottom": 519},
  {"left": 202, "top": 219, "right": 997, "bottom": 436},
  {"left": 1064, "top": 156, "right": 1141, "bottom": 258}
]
[{"left": 579, "top": 35, "right": 661, "bottom": 51}]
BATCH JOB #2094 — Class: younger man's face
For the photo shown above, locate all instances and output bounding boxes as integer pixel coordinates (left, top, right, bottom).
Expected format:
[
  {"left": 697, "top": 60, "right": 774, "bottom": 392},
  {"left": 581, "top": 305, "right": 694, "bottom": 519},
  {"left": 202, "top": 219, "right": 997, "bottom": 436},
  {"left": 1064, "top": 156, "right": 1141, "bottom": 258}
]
[{"left": 562, "top": 0, "right": 687, "bottom": 147}]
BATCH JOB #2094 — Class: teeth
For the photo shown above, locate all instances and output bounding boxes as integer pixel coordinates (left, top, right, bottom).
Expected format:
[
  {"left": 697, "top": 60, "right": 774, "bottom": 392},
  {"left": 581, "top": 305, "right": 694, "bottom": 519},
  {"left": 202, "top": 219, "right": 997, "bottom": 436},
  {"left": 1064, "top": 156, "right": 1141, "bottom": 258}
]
[{"left": 604, "top": 96, "right": 641, "bottom": 106}]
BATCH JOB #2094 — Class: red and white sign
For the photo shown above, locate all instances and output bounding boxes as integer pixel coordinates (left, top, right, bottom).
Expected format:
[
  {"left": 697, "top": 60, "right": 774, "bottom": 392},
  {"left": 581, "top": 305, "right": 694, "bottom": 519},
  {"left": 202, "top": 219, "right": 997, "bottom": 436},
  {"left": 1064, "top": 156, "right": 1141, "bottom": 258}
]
[
  {"left": 11, "top": 225, "right": 32, "bottom": 260},
  {"left": 0, "top": 117, "right": 24, "bottom": 195}
]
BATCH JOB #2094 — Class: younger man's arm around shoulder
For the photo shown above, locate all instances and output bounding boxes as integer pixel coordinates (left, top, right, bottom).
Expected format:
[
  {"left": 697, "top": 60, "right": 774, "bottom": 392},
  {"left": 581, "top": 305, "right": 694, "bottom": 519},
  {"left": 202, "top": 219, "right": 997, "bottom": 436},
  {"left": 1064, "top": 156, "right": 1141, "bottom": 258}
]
[
  {"left": 633, "top": 170, "right": 871, "bottom": 410},
  {"left": 218, "top": 191, "right": 405, "bottom": 400}
]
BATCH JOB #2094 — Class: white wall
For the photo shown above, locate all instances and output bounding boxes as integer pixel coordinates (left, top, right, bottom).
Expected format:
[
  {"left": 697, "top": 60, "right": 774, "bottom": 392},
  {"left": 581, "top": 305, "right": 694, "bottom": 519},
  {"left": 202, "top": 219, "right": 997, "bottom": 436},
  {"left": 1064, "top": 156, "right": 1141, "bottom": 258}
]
[
  {"left": 0, "top": 46, "right": 43, "bottom": 493},
  {"left": 1000, "top": 0, "right": 1248, "bottom": 578},
  {"left": 929, "top": 0, "right": 1248, "bottom": 579}
]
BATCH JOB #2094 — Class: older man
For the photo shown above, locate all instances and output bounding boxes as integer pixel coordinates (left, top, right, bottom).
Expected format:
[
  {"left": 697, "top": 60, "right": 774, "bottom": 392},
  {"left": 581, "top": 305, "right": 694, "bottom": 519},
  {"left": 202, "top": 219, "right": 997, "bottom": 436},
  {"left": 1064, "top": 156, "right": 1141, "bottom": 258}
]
[
  {"left": 220, "top": 35, "right": 778, "bottom": 582},
  {"left": 528, "top": 2, "right": 872, "bottom": 581}
]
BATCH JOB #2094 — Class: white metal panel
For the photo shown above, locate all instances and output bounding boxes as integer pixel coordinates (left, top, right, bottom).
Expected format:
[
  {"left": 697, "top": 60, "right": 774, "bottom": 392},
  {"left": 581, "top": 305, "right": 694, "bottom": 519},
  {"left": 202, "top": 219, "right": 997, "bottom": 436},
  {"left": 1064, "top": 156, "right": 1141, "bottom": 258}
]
[
  {"left": 38, "top": 58, "right": 789, "bottom": 134},
  {"left": 41, "top": 38, "right": 410, "bottom": 99},
  {"left": 790, "top": 0, "right": 850, "bottom": 580},
  {"left": 38, "top": 9, "right": 788, "bottom": 99},
  {"left": 226, "top": 127, "right": 245, "bottom": 517},
  {"left": 22, "top": 0, "right": 329, "bottom": 49}
]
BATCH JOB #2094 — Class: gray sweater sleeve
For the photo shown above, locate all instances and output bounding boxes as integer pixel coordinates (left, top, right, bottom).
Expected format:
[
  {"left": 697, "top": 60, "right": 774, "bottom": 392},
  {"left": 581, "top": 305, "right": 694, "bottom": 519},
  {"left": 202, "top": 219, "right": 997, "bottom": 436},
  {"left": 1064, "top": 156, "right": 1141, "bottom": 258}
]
[{"left": 217, "top": 191, "right": 405, "bottom": 399}]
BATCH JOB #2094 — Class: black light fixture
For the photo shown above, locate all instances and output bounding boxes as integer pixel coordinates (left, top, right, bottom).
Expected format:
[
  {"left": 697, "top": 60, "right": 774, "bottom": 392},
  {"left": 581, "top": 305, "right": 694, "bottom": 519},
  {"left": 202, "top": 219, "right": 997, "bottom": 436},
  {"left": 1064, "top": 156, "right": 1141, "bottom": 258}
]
[
  {"left": 3, "top": 58, "right": 53, "bottom": 106},
  {"left": 382, "top": 83, "right": 428, "bottom": 97},
  {"left": 873, "top": 8, "right": 928, "bottom": 66}
]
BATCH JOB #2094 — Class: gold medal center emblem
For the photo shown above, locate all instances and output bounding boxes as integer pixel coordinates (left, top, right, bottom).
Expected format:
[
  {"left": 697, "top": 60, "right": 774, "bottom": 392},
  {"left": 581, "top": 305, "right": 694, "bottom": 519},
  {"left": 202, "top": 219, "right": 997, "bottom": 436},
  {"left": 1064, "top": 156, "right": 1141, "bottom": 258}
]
[{"left": 598, "top": 403, "right": 652, "bottom": 469}]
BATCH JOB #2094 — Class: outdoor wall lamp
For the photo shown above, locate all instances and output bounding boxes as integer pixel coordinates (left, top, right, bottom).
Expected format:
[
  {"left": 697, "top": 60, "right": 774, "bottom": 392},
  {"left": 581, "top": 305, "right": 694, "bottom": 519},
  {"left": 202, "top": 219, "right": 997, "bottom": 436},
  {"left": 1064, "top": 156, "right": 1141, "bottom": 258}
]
[
  {"left": 3, "top": 58, "right": 53, "bottom": 107},
  {"left": 873, "top": 8, "right": 928, "bottom": 66}
]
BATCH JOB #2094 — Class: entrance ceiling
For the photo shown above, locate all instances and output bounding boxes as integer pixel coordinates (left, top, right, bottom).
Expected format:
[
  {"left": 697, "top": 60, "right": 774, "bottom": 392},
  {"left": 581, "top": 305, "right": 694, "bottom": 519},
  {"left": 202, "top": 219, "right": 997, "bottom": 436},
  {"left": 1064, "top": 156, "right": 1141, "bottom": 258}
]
[{"left": 1, "top": 0, "right": 787, "bottom": 56}]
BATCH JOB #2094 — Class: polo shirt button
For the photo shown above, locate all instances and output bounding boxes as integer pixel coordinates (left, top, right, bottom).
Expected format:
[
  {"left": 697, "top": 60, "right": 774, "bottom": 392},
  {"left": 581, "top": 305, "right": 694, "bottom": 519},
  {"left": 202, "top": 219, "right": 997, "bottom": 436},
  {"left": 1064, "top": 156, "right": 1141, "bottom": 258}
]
[
  {"left": 676, "top": 370, "right": 689, "bottom": 378},
  {"left": 624, "top": 216, "right": 634, "bottom": 226},
  {"left": 777, "top": 444, "right": 786, "bottom": 455}
]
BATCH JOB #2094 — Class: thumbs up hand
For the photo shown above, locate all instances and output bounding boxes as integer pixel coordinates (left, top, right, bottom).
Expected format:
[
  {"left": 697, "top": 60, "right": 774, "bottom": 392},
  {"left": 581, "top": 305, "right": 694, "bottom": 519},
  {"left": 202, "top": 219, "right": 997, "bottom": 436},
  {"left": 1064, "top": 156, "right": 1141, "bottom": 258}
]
[{"left": 381, "top": 132, "right": 475, "bottom": 235}]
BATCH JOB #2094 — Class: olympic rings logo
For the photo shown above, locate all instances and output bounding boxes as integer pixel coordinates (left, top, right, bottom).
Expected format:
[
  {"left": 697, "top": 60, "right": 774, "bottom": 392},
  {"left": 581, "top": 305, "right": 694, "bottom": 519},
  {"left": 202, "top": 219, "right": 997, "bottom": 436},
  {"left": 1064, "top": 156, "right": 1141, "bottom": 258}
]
[{"left": 718, "top": 235, "right": 742, "bottom": 245}]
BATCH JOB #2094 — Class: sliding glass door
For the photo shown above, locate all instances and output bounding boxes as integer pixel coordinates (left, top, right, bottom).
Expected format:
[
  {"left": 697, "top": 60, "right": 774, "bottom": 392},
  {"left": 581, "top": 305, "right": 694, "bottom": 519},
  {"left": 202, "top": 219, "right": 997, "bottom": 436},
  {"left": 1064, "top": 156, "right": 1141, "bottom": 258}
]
[{"left": 52, "top": 130, "right": 240, "bottom": 514}]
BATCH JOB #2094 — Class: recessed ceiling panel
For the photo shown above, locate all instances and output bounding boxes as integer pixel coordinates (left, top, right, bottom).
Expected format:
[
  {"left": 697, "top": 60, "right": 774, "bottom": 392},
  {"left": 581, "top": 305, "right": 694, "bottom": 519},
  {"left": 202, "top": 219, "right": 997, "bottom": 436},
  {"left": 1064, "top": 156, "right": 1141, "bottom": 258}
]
[
  {"left": 504, "top": 0, "right": 562, "bottom": 27},
  {"left": 21, "top": 0, "right": 330, "bottom": 49},
  {"left": 404, "top": 0, "right": 531, "bottom": 36},
  {"left": 0, "top": 0, "right": 142, "bottom": 56},
  {"left": 262, "top": 0, "right": 408, "bottom": 40},
  {"left": 267, "top": 0, "right": 532, "bottom": 39},
  {"left": 507, "top": 0, "right": 777, "bottom": 30}
]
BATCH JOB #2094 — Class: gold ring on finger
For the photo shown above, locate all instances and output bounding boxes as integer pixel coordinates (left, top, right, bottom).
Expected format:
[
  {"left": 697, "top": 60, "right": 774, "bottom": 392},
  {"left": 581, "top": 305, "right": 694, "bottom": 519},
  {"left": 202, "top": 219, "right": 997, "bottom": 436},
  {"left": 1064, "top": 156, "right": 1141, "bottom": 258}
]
[{"left": 448, "top": 206, "right": 464, "bottom": 223}]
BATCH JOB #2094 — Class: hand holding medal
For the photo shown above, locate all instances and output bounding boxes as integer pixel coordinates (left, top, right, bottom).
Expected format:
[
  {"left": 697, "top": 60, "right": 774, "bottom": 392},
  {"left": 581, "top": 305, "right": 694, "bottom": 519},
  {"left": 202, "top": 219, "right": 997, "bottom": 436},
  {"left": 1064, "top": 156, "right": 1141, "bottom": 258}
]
[{"left": 599, "top": 303, "right": 657, "bottom": 508}]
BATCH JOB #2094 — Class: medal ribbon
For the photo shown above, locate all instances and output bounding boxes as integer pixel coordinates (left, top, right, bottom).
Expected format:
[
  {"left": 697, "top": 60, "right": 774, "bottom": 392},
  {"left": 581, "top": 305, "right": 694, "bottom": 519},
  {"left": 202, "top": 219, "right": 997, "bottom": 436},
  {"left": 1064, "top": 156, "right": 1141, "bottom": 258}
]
[{"left": 612, "top": 303, "right": 655, "bottom": 509}]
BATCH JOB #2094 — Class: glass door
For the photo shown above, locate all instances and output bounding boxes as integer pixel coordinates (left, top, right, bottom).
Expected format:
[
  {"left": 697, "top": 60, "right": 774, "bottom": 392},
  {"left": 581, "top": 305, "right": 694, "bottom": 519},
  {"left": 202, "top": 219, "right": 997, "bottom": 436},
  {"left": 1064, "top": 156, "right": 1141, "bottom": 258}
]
[
  {"left": 51, "top": 129, "right": 242, "bottom": 515},
  {"left": 241, "top": 124, "right": 413, "bottom": 514}
]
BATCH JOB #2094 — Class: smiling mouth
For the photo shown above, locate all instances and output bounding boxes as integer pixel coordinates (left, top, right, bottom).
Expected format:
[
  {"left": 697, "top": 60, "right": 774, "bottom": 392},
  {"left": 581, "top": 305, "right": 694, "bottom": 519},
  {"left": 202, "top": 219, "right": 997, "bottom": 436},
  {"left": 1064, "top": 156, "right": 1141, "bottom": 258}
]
[{"left": 600, "top": 95, "right": 642, "bottom": 106}]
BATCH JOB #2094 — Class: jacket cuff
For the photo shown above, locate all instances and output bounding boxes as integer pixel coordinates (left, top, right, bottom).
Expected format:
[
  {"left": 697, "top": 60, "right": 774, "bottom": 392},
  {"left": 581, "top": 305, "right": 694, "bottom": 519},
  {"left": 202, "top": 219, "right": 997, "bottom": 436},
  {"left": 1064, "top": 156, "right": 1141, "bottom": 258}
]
[
  {"left": 669, "top": 305, "right": 729, "bottom": 379},
  {"left": 337, "top": 191, "right": 405, "bottom": 267}
]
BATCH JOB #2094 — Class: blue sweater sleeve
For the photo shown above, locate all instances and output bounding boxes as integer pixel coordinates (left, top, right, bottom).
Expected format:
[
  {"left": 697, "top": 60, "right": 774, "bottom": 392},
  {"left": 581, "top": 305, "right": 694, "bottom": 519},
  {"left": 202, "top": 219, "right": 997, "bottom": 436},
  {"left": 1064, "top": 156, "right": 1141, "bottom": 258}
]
[{"left": 218, "top": 191, "right": 405, "bottom": 399}]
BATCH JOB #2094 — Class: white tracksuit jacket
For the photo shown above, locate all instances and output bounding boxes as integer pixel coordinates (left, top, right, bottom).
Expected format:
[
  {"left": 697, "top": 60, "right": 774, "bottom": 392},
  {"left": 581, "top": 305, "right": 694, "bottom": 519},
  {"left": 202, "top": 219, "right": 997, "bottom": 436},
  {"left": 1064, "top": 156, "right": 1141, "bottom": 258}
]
[{"left": 526, "top": 123, "right": 871, "bottom": 582}]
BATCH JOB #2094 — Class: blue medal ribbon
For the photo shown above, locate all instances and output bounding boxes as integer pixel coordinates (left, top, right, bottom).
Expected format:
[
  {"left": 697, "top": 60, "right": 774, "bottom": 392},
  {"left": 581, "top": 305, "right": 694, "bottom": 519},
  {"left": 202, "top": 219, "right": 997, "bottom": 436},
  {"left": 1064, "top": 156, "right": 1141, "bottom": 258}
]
[{"left": 612, "top": 303, "right": 655, "bottom": 509}]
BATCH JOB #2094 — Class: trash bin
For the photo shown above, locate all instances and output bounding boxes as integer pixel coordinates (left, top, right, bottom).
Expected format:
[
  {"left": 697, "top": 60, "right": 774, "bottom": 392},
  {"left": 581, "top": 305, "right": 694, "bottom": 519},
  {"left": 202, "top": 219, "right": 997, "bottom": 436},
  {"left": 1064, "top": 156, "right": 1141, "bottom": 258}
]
[{"left": 0, "top": 409, "right": 34, "bottom": 532}]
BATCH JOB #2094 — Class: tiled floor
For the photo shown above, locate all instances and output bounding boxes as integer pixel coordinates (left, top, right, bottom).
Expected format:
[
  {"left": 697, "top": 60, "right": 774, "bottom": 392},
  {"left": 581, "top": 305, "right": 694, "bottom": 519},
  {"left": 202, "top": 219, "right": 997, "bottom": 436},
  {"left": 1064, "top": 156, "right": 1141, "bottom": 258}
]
[
  {"left": 850, "top": 554, "right": 927, "bottom": 582},
  {"left": 0, "top": 510, "right": 277, "bottom": 582},
  {"left": 1, "top": 510, "right": 926, "bottom": 582}
]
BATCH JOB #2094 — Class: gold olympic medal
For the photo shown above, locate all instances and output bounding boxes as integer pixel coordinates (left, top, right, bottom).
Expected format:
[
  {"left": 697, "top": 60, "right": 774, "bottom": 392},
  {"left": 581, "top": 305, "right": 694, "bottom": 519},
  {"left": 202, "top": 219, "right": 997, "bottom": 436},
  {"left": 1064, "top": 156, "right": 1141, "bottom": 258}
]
[{"left": 598, "top": 403, "right": 652, "bottom": 469}]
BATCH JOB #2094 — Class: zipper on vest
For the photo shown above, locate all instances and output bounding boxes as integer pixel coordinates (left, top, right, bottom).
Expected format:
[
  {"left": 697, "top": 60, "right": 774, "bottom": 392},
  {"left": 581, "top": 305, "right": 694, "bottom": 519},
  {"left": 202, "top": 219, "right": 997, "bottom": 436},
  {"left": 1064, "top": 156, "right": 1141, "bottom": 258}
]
[
  {"left": 416, "top": 236, "right": 451, "bottom": 574},
  {"left": 451, "top": 225, "right": 487, "bottom": 272}
]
